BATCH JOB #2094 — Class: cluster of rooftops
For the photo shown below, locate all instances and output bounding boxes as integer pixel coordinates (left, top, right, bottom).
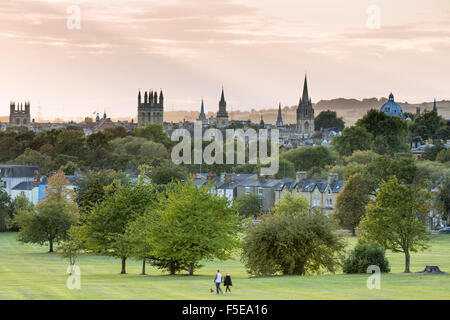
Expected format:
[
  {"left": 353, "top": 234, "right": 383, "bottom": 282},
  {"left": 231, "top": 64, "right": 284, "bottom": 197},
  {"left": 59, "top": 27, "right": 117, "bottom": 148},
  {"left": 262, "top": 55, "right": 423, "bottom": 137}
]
[{"left": 193, "top": 172, "right": 345, "bottom": 194}]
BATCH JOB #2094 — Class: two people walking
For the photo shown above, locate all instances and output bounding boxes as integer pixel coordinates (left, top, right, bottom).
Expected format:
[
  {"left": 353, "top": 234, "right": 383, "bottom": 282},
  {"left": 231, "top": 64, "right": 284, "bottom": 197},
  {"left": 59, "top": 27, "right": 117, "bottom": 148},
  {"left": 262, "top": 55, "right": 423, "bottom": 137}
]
[{"left": 214, "top": 270, "right": 232, "bottom": 294}]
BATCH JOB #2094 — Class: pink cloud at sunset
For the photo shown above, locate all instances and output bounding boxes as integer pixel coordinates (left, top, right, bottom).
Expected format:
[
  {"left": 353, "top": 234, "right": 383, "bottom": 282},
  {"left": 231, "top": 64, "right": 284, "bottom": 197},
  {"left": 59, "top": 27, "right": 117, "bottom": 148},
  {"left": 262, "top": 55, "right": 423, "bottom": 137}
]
[{"left": 1, "top": 0, "right": 450, "bottom": 120}]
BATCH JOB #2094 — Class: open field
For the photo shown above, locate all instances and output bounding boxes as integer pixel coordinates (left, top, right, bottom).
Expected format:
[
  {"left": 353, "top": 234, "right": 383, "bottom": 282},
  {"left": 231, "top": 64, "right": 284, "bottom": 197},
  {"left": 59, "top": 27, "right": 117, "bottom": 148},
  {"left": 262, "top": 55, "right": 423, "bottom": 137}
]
[{"left": 0, "top": 232, "right": 449, "bottom": 300}]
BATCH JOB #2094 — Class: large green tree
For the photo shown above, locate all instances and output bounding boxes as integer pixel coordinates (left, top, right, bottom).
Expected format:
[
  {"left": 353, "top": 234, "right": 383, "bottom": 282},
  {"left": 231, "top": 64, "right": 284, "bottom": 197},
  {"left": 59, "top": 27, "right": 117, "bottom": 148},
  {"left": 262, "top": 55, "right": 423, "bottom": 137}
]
[
  {"left": 333, "top": 173, "right": 370, "bottom": 236},
  {"left": 13, "top": 149, "right": 54, "bottom": 175},
  {"left": 410, "top": 110, "right": 447, "bottom": 141},
  {"left": 149, "top": 179, "right": 241, "bottom": 275},
  {"left": 283, "top": 145, "right": 337, "bottom": 172},
  {"left": 331, "top": 126, "right": 373, "bottom": 157},
  {"left": 363, "top": 155, "right": 426, "bottom": 193},
  {"left": 235, "top": 193, "right": 261, "bottom": 218},
  {"left": 314, "top": 110, "right": 345, "bottom": 131},
  {"left": 14, "top": 171, "right": 79, "bottom": 252},
  {"left": 356, "top": 109, "right": 408, "bottom": 155},
  {"left": 6, "top": 193, "right": 34, "bottom": 231},
  {"left": 436, "top": 177, "right": 450, "bottom": 225},
  {"left": 133, "top": 124, "right": 172, "bottom": 148},
  {"left": 271, "top": 192, "right": 309, "bottom": 216},
  {"left": 78, "top": 180, "right": 157, "bottom": 274},
  {"left": 241, "top": 195, "right": 345, "bottom": 276},
  {"left": 0, "top": 184, "right": 11, "bottom": 232},
  {"left": 358, "top": 177, "right": 431, "bottom": 273}
]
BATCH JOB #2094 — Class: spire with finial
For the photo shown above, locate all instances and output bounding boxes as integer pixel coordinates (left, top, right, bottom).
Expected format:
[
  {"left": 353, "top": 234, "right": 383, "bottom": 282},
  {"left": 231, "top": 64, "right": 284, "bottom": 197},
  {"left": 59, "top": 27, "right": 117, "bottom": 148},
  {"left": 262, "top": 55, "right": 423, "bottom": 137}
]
[
  {"left": 433, "top": 98, "right": 437, "bottom": 112},
  {"left": 138, "top": 90, "right": 141, "bottom": 105},
  {"left": 276, "top": 102, "right": 283, "bottom": 127},
  {"left": 220, "top": 86, "right": 225, "bottom": 104},
  {"left": 198, "top": 98, "right": 206, "bottom": 121},
  {"left": 302, "top": 74, "right": 309, "bottom": 104}
]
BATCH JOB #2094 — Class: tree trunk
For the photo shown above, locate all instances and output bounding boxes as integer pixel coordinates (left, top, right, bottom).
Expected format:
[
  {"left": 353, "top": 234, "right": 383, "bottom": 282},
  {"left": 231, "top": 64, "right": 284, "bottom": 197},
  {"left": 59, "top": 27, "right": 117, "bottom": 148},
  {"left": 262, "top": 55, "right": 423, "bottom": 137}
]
[
  {"left": 121, "top": 257, "right": 127, "bottom": 274},
  {"left": 49, "top": 239, "right": 54, "bottom": 253},
  {"left": 351, "top": 228, "right": 356, "bottom": 237},
  {"left": 169, "top": 262, "right": 176, "bottom": 275},
  {"left": 141, "top": 258, "right": 146, "bottom": 275},
  {"left": 188, "top": 263, "right": 194, "bottom": 276},
  {"left": 404, "top": 250, "right": 411, "bottom": 273}
]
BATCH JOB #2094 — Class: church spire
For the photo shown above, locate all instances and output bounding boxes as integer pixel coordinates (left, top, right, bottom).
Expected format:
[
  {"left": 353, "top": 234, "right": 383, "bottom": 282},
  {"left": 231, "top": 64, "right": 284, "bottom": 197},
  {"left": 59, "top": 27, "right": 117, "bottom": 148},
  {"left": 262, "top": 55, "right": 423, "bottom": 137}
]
[
  {"left": 433, "top": 98, "right": 437, "bottom": 112},
  {"left": 200, "top": 98, "right": 205, "bottom": 115},
  {"left": 276, "top": 102, "right": 283, "bottom": 127},
  {"left": 220, "top": 86, "right": 225, "bottom": 103},
  {"left": 302, "top": 74, "right": 309, "bottom": 103},
  {"left": 197, "top": 98, "right": 207, "bottom": 122}
]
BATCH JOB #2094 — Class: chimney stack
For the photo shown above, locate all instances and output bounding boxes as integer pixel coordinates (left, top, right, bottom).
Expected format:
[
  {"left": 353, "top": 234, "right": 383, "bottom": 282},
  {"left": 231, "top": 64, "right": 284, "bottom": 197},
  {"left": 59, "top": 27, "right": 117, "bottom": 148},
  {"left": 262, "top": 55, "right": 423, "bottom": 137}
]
[
  {"left": 225, "top": 173, "right": 235, "bottom": 183},
  {"left": 328, "top": 173, "right": 339, "bottom": 185},
  {"left": 296, "top": 171, "right": 307, "bottom": 183},
  {"left": 33, "top": 170, "right": 41, "bottom": 188}
]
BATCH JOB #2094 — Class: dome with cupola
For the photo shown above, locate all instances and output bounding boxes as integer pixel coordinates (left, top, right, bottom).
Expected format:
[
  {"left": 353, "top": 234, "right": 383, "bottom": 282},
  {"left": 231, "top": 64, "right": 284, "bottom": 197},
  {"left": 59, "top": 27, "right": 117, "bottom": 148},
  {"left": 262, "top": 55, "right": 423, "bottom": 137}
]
[{"left": 380, "top": 93, "right": 405, "bottom": 118}]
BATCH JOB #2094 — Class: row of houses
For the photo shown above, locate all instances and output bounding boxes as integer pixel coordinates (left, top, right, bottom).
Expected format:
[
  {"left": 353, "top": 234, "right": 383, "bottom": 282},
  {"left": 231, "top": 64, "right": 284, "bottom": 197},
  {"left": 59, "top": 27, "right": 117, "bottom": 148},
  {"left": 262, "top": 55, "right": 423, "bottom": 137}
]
[
  {"left": 193, "top": 171, "right": 345, "bottom": 214},
  {"left": 1, "top": 164, "right": 346, "bottom": 215},
  {"left": 0, "top": 165, "right": 76, "bottom": 206}
]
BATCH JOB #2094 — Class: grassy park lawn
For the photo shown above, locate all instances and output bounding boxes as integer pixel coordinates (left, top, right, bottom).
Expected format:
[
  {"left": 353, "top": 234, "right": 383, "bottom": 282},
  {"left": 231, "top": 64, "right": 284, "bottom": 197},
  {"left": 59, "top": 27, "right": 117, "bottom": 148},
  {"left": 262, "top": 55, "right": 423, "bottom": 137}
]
[{"left": 0, "top": 232, "right": 449, "bottom": 300}]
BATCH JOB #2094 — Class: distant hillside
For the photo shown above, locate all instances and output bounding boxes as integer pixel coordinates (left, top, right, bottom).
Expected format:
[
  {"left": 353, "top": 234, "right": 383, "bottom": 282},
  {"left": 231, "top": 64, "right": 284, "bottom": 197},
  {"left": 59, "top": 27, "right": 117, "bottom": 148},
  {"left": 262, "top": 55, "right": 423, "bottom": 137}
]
[
  {"left": 1, "top": 99, "right": 449, "bottom": 127},
  {"left": 165, "top": 98, "right": 450, "bottom": 126}
]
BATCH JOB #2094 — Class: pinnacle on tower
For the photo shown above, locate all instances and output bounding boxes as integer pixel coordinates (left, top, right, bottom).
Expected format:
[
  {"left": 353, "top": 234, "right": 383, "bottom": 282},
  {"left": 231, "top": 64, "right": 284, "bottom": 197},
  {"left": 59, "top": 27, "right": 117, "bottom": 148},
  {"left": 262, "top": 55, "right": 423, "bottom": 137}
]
[
  {"left": 220, "top": 86, "right": 225, "bottom": 103},
  {"left": 433, "top": 98, "right": 437, "bottom": 112},
  {"left": 276, "top": 102, "right": 283, "bottom": 127},
  {"left": 200, "top": 99, "right": 205, "bottom": 115},
  {"left": 159, "top": 90, "right": 164, "bottom": 105}
]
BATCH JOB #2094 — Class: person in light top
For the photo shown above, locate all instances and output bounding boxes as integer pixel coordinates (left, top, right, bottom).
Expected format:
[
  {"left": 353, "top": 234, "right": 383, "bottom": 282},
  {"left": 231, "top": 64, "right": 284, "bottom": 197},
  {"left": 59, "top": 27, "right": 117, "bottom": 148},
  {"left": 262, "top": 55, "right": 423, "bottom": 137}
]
[{"left": 214, "top": 270, "right": 223, "bottom": 294}]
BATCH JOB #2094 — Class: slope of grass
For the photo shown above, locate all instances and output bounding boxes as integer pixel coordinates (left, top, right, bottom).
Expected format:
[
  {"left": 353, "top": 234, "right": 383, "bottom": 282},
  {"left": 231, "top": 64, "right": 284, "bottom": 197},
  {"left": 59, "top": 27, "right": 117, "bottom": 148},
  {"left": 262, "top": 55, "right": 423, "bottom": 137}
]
[{"left": 0, "top": 232, "right": 449, "bottom": 300}]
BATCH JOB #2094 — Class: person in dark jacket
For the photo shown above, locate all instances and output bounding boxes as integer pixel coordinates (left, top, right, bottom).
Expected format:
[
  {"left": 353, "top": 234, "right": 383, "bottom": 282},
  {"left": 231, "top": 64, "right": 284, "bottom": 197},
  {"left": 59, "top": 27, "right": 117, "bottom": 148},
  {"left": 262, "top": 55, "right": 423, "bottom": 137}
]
[{"left": 224, "top": 272, "right": 232, "bottom": 294}]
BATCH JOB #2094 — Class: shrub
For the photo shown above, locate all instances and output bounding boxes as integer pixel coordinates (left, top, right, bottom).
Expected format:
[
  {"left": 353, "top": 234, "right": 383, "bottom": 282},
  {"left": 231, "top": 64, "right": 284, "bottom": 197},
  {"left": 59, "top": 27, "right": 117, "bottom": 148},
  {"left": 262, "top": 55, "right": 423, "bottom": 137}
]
[
  {"left": 343, "top": 242, "right": 390, "bottom": 274},
  {"left": 241, "top": 208, "right": 346, "bottom": 276}
]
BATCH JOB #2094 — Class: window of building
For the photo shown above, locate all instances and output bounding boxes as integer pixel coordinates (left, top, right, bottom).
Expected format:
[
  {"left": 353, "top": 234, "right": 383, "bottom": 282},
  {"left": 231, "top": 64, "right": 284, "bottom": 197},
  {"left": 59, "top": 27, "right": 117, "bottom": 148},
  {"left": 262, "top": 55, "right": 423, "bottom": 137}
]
[
  {"left": 245, "top": 187, "right": 250, "bottom": 194},
  {"left": 258, "top": 187, "right": 263, "bottom": 195}
]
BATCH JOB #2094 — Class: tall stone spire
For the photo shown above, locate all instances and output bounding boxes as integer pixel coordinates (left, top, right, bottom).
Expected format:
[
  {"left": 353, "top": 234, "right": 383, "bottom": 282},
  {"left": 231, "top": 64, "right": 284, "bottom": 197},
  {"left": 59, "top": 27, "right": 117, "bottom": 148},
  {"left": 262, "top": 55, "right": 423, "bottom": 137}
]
[
  {"left": 220, "top": 86, "right": 225, "bottom": 104},
  {"left": 198, "top": 98, "right": 206, "bottom": 121},
  {"left": 301, "top": 75, "right": 309, "bottom": 103},
  {"left": 276, "top": 102, "right": 283, "bottom": 127},
  {"left": 433, "top": 98, "right": 437, "bottom": 112},
  {"left": 217, "top": 86, "right": 229, "bottom": 125},
  {"left": 296, "top": 74, "right": 315, "bottom": 137},
  {"left": 200, "top": 99, "right": 205, "bottom": 115}
]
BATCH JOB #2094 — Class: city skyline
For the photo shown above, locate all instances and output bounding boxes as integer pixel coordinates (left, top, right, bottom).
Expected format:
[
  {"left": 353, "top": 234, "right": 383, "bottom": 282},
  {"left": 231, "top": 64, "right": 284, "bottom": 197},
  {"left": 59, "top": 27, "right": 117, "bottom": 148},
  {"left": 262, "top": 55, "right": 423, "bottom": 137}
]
[{"left": 1, "top": 0, "right": 450, "bottom": 120}]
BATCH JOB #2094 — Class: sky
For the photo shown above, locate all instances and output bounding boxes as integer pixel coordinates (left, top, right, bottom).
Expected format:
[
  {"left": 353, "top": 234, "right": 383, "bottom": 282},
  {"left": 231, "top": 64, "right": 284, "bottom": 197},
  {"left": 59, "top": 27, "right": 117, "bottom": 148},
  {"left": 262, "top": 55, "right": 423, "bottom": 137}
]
[{"left": 1, "top": 0, "right": 450, "bottom": 120}]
